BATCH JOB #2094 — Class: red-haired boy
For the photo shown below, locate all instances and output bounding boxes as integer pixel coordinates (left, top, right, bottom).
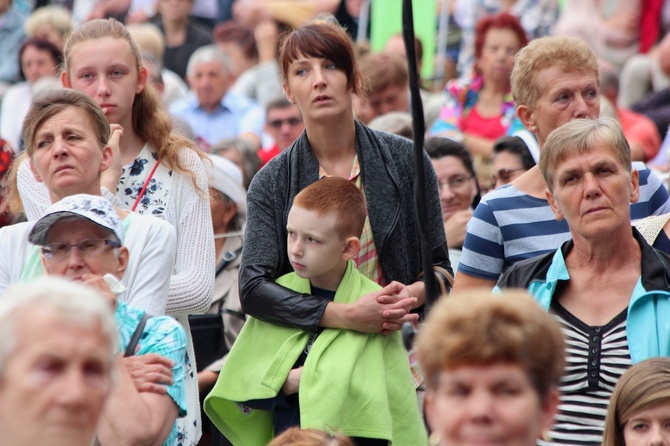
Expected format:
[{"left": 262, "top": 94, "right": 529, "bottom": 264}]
[{"left": 206, "top": 177, "right": 426, "bottom": 446}]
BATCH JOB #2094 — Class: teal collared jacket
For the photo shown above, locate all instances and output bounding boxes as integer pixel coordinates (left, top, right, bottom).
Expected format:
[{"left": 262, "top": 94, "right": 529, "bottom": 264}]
[{"left": 496, "top": 228, "right": 670, "bottom": 364}]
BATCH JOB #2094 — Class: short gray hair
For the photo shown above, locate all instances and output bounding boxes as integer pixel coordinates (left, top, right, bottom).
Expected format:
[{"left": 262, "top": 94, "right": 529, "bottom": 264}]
[
  {"left": 367, "top": 112, "right": 413, "bottom": 139},
  {"left": 186, "top": 45, "right": 232, "bottom": 77},
  {"left": 0, "top": 277, "right": 118, "bottom": 375},
  {"left": 540, "top": 117, "right": 631, "bottom": 192}
]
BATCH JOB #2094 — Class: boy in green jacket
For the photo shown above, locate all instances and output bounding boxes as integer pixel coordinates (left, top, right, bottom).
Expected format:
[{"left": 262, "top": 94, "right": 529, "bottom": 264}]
[{"left": 205, "top": 177, "right": 426, "bottom": 446}]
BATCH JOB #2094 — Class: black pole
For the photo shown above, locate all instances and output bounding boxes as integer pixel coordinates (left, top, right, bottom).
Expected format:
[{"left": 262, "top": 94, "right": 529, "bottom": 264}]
[
  {"left": 400, "top": 0, "right": 440, "bottom": 348},
  {"left": 402, "top": 0, "right": 439, "bottom": 313}
]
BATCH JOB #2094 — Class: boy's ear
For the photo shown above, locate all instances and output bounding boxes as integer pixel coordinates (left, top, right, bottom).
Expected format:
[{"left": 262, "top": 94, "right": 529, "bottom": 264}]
[{"left": 342, "top": 237, "right": 360, "bottom": 261}]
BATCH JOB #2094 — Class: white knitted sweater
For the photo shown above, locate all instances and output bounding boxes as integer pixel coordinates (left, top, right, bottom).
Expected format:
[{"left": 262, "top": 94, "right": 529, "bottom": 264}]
[{"left": 17, "top": 144, "right": 214, "bottom": 315}]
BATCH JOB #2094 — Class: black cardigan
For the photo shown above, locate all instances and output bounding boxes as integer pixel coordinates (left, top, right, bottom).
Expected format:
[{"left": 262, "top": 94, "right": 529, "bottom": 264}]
[{"left": 239, "top": 121, "right": 451, "bottom": 332}]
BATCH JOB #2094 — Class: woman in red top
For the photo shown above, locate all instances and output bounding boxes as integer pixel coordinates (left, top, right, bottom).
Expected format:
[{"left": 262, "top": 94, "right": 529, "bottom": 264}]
[{"left": 429, "top": 13, "right": 528, "bottom": 159}]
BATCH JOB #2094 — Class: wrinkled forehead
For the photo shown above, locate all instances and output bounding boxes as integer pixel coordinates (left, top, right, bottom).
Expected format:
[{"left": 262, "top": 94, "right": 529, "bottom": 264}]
[
  {"left": 534, "top": 66, "right": 598, "bottom": 100},
  {"left": 11, "top": 307, "right": 110, "bottom": 355},
  {"left": 434, "top": 361, "right": 535, "bottom": 388},
  {"left": 552, "top": 142, "right": 629, "bottom": 175},
  {"left": 37, "top": 105, "right": 90, "bottom": 131}
]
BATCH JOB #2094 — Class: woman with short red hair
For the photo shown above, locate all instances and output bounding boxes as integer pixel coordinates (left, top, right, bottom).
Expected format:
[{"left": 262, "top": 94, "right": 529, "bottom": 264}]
[{"left": 430, "top": 13, "right": 528, "bottom": 159}]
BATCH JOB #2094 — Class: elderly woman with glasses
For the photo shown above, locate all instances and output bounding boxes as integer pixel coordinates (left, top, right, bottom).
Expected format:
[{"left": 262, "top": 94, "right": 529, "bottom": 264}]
[
  {"left": 29, "top": 195, "right": 187, "bottom": 446},
  {"left": 1, "top": 88, "right": 176, "bottom": 316},
  {"left": 425, "top": 136, "right": 480, "bottom": 269}
]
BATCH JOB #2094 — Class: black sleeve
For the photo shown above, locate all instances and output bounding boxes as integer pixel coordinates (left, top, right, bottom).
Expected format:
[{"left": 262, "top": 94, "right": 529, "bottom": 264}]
[
  {"left": 239, "top": 162, "right": 329, "bottom": 333},
  {"left": 239, "top": 263, "right": 329, "bottom": 333},
  {"left": 496, "top": 253, "right": 552, "bottom": 290}
]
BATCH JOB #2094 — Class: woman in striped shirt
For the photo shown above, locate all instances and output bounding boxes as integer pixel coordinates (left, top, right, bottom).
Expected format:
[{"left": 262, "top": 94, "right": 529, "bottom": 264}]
[{"left": 497, "top": 117, "right": 670, "bottom": 445}]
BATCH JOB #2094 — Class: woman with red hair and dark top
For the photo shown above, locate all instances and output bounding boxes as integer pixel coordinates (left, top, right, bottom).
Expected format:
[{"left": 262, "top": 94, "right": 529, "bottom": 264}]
[{"left": 429, "top": 12, "right": 528, "bottom": 159}]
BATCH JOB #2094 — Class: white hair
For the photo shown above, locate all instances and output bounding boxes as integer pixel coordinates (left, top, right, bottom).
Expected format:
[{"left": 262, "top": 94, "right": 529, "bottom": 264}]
[
  {"left": 186, "top": 44, "right": 232, "bottom": 77},
  {"left": 0, "top": 277, "right": 118, "bottom": 375}
]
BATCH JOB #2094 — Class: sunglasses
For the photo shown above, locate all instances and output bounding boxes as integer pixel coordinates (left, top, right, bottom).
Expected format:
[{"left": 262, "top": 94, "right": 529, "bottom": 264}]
[
  {"left": 491, "top": 168, "right": 526, "bottom": 188},
  {"left": 268, "top": 118, "right": 303, "bottom": 129}
]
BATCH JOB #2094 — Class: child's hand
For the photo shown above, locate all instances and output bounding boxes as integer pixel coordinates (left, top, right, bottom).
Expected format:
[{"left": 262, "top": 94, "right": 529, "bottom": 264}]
[{"left": 282, "top": 366, "right": 303, "bottom": 396}]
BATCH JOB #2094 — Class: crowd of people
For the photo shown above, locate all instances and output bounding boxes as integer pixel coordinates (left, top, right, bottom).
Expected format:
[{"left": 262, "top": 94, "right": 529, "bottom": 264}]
[{"left": 2, "top": 0, "right": 670, "bottom": 445}]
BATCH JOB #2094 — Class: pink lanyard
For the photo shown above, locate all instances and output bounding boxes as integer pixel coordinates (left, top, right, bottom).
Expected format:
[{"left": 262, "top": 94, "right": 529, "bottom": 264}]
[{"left": 131, "top": 158, "right": 162, "bottom": 212}]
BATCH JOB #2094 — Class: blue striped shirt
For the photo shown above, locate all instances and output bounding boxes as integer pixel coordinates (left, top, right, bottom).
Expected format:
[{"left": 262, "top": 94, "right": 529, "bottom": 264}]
[{"left": 458, "top": 163, "right": 670, "bottom": 281}]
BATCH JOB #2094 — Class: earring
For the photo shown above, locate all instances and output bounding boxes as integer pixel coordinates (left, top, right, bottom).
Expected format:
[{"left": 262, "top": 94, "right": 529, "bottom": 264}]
[{"left": 530, "top": 125, "right": 537, "bottom": 132}]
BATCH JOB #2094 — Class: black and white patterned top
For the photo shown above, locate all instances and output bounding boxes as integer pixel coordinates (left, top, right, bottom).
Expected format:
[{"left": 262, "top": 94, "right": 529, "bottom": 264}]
[{"left": 543, "top": 299, "right": 632, "bottom": 446}]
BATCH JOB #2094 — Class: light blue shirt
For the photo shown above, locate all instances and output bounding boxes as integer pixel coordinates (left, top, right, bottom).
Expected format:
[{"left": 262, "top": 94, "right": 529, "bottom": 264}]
[
  {"left": 169, "top": 91, "right": 264, "bottom": 147},
  {"left": 115, "top": 300, "right": 188, "bottom": 445}
]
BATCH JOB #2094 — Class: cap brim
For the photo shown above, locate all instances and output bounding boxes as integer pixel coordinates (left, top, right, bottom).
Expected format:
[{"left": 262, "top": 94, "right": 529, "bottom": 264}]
[{"left": 29, "top": 211, "right": 114, "bottom": 246}]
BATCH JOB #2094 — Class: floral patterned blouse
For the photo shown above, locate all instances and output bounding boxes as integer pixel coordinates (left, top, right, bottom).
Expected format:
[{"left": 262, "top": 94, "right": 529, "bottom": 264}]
[{"left": 116, "top": 146, "right": 173, "bottom": 216}]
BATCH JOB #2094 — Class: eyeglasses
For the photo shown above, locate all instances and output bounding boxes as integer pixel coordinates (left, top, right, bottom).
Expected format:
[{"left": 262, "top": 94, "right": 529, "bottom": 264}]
[
  {"left": 41, "top": 238, "right": 121, "bottom": 260},
  {"left": 491, "top": 168, "right": 526, "bottom": 187},
  {"left": 268, "top": 118, "right": 303, "bottom": 129},
  {"left": 438, "top": 175, "right": 473, "bottom": 191}
]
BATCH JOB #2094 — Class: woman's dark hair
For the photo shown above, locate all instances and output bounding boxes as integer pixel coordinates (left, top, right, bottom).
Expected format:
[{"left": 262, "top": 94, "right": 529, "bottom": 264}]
[
  {"left": 493, "top": 136, "right": 536, "bottom": 170},
  {"left": 18, "top": 37, "right": 63, "bottom": 81},
  {"left": 474, "top": 13, "right": 528, "bottom": 62},
  {"left": 279, "top": 15, "right": 362, "bottom": 95},
  {"left": 424, "top": 137, "right": 481, "bottom": 208}
]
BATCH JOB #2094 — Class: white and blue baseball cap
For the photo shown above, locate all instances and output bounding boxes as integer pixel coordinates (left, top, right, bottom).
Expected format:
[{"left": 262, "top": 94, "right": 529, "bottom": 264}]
[{"left": 29, "top": 194, "right": 124, "bottom": 246}]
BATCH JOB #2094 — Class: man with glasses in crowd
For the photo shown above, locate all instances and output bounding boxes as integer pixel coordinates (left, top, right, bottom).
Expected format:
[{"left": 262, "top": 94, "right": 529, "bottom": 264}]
[{"left": 258, "top": 97, "right": 304, "bottom": 167}]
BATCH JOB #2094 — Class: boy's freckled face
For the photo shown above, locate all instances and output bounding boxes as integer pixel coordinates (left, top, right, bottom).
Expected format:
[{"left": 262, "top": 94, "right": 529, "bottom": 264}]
[{"left": 286, "top": 205, "right": 350, "bottom": 291}]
